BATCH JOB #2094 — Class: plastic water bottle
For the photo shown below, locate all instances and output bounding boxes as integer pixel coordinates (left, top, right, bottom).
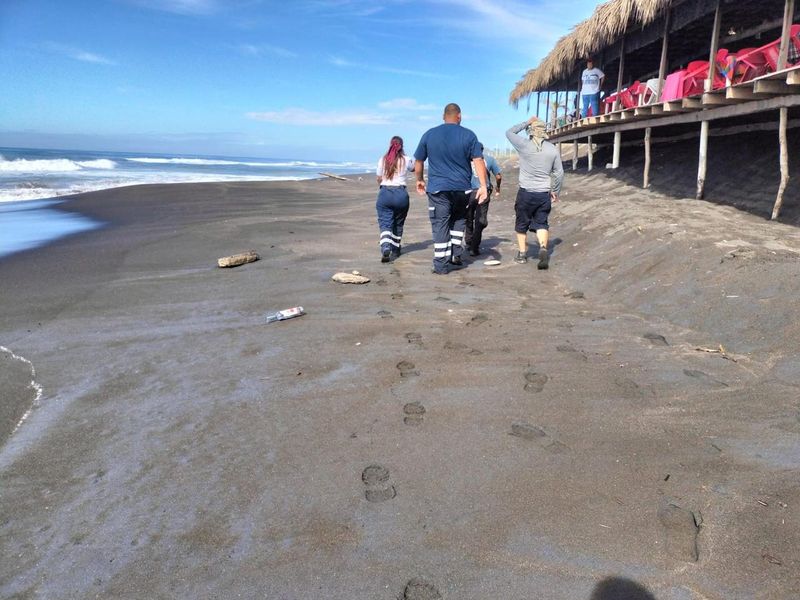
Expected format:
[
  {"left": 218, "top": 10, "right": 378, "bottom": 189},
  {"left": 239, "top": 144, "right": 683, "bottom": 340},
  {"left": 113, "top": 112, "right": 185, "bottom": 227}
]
[{"left": 266, "top": 306, "right": 305, "bottom": 323}]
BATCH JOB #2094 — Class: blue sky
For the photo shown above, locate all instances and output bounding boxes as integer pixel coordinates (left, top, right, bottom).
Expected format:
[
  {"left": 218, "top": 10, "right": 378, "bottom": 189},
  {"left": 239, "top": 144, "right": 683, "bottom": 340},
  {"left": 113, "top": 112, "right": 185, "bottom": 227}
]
[{"left": 0, "top": 0, "right": 598, "bottom": 161}]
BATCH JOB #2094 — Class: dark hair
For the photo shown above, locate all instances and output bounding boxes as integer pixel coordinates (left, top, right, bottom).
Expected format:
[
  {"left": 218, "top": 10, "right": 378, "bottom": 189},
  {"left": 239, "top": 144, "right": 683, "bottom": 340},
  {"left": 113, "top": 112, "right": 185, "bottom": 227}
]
[
  {"left": 382, "top": 136, "right": 405, "bottom": 180},
  {"left": 444, "top": 103, "right": 461, "bottom": 116}
]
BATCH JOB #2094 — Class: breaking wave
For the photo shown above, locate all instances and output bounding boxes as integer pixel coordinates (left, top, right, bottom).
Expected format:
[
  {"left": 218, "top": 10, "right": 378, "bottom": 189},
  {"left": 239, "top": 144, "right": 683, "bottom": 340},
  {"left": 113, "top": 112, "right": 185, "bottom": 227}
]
[{"left": 0, "top": 157, "right": 117, "bottom": 173}]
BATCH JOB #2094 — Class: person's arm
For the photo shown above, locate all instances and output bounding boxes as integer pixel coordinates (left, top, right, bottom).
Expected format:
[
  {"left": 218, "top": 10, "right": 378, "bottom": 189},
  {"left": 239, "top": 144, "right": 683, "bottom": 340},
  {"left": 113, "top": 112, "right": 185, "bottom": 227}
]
[
  {"left": 495, "top": 171, "right": 502, "bottom": 196},
  {"left": 472, "top": 157, "right": 488, "bottom": 203},
  {"left": 505, "top": 121, "right": 529, "bottom": 152},
  {"left": 550, "top": 149, "right": 564, "bottom": 201},
  {"left": 598, "top": 69, "right": 605, "bottom": 90},
  {"left": 376, "top": 158, "right": 383, "bottom": 186},
  {"left": 414, "top": 160, "right": 425, "bottom": 195}
]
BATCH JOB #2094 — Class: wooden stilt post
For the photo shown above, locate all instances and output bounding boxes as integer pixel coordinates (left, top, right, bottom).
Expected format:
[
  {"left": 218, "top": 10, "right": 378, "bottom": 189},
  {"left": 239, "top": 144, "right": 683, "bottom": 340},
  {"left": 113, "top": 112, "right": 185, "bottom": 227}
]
[
  {"left": 612, "top": 131, "right": 621, "bottom": 168},
  {"left": 644, "top": 127, "right": 652, "bottom": 188},
  {"left": 588, "top": 135, "right": 594, "bottom": 171},
  {"left": 613, "top": 38, "right": 626, "bottom": 112},
  {"left": 705, "top": 0, "right": 722, "bottom": 92},
  {"left": 536, "top": 92, "right": 541, "bottom": 118},
  {"left": 573, "top": 139, "right": 579, "bottom": 170},
  {"left": 656, "top": 6, "right": 671, "bottom": 100},
  {"left": 778, "top": 0, "right": 796, "bottom": 71},
  {"left": 545, "top": 91, "right": 551, "bottom": 125},
  {"left": 772, "top": 107, "right": 790, "bottom": 219},
  {"left": 697, "top": 120, "right": 709, "bottom": 199}
]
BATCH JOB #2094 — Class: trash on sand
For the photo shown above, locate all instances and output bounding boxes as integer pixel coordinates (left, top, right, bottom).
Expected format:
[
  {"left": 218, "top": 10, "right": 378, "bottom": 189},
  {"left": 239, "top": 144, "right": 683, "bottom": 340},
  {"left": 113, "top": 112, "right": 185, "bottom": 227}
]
[
  {"left": 217, "top": 250, "right": 259, "bottom": 268},
  {"left": 266, "top": 306, "right": 305, "bottom": 323},
  {"left": 332, "top": 272, "right": 370, "bottom": 284},
  {"left": 694, "top": 344, "right": 736, "bottom": 361},
  {"left": 483, "top": 259, "right": 501, "bottom": 266}
]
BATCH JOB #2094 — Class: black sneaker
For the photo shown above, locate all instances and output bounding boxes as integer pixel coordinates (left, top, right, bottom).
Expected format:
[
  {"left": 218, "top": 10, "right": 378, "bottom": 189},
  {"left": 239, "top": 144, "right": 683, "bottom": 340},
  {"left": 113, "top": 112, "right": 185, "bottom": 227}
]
[
  {"left": 468, "top": 248, "right": 479, "bottom": 257},
  {"left": 393, "top": 245, "right": 401, "bottom": 257},
  {"left": 537, "top": 247, "right": 550, "bottom": 270},
  {"left": 381, "top": 249, "right": 391, "bottom": 263},
  {"left": 514, "top": 251, "right": 527, "bottom": 264},
  {"left": 450, "top": 256, "right": 463, "bottom": 266}
]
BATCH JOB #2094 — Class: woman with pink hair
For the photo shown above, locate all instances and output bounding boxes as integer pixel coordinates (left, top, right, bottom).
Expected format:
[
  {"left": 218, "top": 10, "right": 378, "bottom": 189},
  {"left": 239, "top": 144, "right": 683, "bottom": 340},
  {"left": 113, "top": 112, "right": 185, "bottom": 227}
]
[{"left": 375, "top": 136, "right": 414, "bottom": 262}]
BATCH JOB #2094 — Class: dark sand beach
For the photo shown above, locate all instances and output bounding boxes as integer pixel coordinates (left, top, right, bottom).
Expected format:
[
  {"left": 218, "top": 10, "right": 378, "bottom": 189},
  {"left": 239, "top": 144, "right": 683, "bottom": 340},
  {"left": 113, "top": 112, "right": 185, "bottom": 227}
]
[{"left": 2, "top": 158, "right": 800, "bottom": 598}]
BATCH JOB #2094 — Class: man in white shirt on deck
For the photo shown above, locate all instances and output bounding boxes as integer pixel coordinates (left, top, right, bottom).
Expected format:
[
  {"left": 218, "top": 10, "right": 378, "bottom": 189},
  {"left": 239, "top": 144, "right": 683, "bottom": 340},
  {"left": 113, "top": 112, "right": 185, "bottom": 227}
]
[{"left": 580, "top": 57, "right": 605, "bottom": 118}]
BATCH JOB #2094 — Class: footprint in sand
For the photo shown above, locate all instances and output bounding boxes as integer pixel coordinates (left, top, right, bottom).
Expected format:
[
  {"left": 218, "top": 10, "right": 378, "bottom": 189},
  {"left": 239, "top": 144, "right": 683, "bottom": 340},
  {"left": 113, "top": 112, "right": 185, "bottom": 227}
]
[
  {"left": 683, "top": 369, "right": 728, "bottom": 388},
  {"left": 523, "top": 371, "right": 548, "bottom": 393},
  {"left": 564, "top": 291, "right": 585, "bottom": 299},
  {"left": 397, "top": 360, "right": 419, "bottom": 377},
  {"left": 444, "top": 340, "right": 468, "bottom": 351},
  {"left": 644, "top": 332, "right": 669, "bottom": 346},
  {"left": 391, "top": 293, "right": 404, "bottom": 300},
  {"left": 405, "top": 332, "right": 422, "bottom": 345},
  {"left": 658, "top": 500, "right": 701, "bottom": 562},
  {"left": 362, "top": 464, "right": 396, "bottom": 502},
  {"left": 402, "top": 578, "right": 442, "bottom": 600},
  {"left": 556, "top": 344, "right": 588, "bottom": 362},
  {"left": 377, "top": 310, "right": 393, "bottom": 319},
  {"left": 375, "top": 278, "right": 388, "bottom": 287},
  {"left": 510, "top": 422, "right": 569, "bottom": 453},
  {"left": 403, "top": 402, "right": 426, "bottom": 426},
  {"left": 467, "top": 313, "right": 489, "bottom": 326}
]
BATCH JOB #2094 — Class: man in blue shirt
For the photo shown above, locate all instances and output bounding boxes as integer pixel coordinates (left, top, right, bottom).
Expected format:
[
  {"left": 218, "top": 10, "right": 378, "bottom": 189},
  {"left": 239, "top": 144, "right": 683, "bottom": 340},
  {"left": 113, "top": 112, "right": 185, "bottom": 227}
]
[
  {"left": 465, "top": 145, "right": 502, "bottom": 256},
  {"left": 414, "top": 103, "right": 487, "bottom": 274}
]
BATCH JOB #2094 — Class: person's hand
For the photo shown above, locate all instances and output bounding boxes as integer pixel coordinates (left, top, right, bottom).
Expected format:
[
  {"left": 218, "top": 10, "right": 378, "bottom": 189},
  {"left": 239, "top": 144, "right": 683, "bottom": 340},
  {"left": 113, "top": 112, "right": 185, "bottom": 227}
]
[
  {"left": 476, "top": 185, "right": 488, "bottom": 204},
  {"left": 551, "top": 192, "right": 559, "bottom": 203},
  {"left": 416, "top": 180, "right": 426, "bottom": 195},
  {"left": 527, "top": 116, "right": 539, "bottom": 126}
]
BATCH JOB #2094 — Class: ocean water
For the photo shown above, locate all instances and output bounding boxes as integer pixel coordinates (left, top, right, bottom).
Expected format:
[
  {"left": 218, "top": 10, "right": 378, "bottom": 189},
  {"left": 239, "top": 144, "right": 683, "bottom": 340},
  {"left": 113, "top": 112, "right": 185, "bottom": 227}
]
[{"left": 0, "top": 147, "right": 371, "bottom": 258}]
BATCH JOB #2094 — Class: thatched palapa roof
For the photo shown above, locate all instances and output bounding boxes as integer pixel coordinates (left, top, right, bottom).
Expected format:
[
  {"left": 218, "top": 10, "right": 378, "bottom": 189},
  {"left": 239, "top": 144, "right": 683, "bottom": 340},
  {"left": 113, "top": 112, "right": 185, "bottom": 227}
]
[{"left": 509, "top": 0, "right": 672, "bottom": 106}]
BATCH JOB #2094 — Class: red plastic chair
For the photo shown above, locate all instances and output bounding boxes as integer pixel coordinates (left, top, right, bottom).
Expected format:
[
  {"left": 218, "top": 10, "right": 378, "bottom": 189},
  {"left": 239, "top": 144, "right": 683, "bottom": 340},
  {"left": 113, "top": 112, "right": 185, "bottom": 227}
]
[
  {"left": 733, "top": 47, "right": 769, "bottom": 83},
  {"left": 603, "top": 81, "right": 641, "bottom": 111},
  {"left": 762, "top": 24, "right": 800, "bottom": 70},
  {"left": 681, "top": 61, "right": 709, "bottom": 96}
]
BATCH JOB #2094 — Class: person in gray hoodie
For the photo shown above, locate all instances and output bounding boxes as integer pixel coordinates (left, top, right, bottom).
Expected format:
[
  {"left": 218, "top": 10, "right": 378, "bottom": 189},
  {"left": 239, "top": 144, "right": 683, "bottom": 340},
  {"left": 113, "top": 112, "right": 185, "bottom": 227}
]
[{"left": 505, "top": 117, "right": 564, "bottom": 269}]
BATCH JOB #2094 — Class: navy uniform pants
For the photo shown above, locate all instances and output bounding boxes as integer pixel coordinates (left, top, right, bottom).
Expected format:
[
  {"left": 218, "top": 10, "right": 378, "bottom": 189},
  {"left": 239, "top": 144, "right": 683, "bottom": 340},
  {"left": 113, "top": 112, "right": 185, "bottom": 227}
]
[
  {"left": 376, "top": 185, "right": 409, "bottom": 254},
  {"left": 427, "top": 190, "right": 468, "bottom": 273},
  {"left": 465, "top": 188, "right": 493, "bottom": 252}
]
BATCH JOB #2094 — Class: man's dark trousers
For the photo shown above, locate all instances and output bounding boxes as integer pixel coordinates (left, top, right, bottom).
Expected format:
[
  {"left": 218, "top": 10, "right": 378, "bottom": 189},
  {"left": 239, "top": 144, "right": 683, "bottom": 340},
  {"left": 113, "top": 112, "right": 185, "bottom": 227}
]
[
  {"left": 465, "top": 188, "right": 493, "bottom": 253},
  {"left": 427, "top": 190, "right": 468, "bottom": 273}
]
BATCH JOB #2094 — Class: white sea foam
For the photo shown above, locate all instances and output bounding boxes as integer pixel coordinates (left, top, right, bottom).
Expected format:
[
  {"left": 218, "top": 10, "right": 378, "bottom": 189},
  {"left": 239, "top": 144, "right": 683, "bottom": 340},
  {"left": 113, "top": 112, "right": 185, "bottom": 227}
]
[
  {"left": 126, "top": 157, "right": 371, "bottom": 169},
  {"left": 0, "top": 173, "right": 309, "bottom": 203},
  {"left": 0, "top": 157, "right": 117, "bottom": 173}
]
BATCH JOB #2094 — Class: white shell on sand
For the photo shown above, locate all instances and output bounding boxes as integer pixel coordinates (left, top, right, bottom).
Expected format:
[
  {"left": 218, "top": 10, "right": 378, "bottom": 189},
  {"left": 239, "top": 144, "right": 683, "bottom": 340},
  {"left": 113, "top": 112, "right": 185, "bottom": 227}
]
[
  {"left": 483, "top": 259, "right": 501, "bottom": 266},
  {"left": 332, "top": 272, "right": 370, "bottom": 284}
]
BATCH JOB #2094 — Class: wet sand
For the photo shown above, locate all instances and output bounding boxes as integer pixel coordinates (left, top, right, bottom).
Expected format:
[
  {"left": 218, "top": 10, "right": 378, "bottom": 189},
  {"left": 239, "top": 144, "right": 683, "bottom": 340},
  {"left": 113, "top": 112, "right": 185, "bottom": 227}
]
[{"left": 1, "top": 169, "right": 799, "bottom": 598}]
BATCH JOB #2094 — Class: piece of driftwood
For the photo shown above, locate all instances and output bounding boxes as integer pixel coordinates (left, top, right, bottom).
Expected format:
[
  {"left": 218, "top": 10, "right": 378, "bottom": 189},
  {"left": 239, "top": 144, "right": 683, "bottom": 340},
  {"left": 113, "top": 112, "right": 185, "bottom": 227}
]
[
  {"left": 332, "top": 272, "right": 370, "bottom": 284},
  {"left": 319, "top": 172, "right": 347, "bottom": 181},
  {"left": 217, "top": 251, "right": 259, "bottom": 268}
]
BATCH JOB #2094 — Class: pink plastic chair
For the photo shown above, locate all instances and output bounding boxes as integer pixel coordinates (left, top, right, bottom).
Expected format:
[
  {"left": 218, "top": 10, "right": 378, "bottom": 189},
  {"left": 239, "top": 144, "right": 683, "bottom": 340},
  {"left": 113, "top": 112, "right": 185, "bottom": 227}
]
[{"left": 661, "top": 70, "right": 686, "bottom": 101}]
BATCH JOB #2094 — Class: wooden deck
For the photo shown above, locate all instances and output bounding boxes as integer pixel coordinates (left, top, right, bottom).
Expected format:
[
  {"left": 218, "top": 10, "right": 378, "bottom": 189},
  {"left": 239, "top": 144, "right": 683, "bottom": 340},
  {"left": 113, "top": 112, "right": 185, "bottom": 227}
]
[{"left": 548, "top": 66, "right": 800, "bottom": 143}]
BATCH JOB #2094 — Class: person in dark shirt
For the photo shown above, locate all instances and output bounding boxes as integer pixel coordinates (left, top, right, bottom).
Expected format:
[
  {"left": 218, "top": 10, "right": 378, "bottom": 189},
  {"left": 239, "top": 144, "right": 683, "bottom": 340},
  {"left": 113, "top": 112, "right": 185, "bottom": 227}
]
[{"left": 414, "top": 103, "right": 487, "bottom": 274}]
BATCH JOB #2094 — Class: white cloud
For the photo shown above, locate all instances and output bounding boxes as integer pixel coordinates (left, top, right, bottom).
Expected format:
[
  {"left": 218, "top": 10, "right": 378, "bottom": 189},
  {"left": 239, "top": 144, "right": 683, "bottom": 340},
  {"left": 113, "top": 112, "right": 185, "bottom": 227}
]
[
  {"left": 237, "top": 43, "right": 297, "bottom": 58},
  {"left": 127, "top": 0, "right": 219, "bottom": 15},
  {"left": 328, "top": 55, "right": 450, "bottom": 79},
  {"left": 43, "top": 42, "right": 115, "bottom": 65},
  {"left": 378, "top": 98, "right": 439, "bottom": 111},
  {"left": 246, "top": 108, "right": 392, "bottom": 126}
]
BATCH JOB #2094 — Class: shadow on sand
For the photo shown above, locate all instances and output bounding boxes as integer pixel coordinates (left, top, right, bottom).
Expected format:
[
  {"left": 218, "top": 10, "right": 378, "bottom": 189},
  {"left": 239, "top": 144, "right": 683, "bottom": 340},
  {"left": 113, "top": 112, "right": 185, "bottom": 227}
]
[{"left": 590, "top": 576, "right": 657, "bottom": 600}]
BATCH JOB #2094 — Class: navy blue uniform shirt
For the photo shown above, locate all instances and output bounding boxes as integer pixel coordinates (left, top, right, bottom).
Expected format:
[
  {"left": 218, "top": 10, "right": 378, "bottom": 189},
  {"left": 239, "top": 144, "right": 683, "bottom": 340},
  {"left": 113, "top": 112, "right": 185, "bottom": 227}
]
[{"left": 414, "top": 123, "right": 482, "bottom": 192}]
